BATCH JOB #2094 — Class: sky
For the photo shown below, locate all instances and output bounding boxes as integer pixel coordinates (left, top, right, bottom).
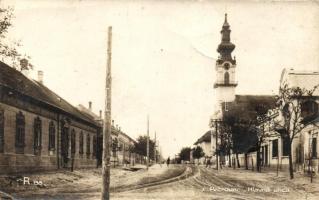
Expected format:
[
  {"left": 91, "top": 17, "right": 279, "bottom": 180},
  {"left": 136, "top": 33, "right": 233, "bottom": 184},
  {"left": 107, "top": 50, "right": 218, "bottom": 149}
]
[{"left": 2, "top": 0, "right": 319, "bottom": 158}]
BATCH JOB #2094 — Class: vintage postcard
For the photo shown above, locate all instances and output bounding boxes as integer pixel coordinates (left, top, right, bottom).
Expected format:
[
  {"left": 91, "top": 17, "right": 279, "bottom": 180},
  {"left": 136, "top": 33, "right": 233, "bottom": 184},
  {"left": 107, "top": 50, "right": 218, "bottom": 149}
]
[{"left": 0, "top": 0, "right": 318, "bottom": 199}]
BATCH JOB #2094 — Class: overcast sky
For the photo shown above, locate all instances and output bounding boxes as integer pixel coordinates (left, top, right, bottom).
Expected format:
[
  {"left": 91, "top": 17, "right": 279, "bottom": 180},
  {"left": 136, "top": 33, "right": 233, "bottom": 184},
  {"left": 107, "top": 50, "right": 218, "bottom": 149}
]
[{"left": 2, "top": 0, "right": 319, "bottom": 158}]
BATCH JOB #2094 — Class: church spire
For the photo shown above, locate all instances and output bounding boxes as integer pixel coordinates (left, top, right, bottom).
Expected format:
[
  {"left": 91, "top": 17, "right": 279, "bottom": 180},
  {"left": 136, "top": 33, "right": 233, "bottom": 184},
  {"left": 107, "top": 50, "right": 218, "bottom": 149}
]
[
  {"left": 223, "top": 13, "right": 229, "bottom": 28},
  {"left": 217, "top": 13, "right": 235, "bottom": 63}
]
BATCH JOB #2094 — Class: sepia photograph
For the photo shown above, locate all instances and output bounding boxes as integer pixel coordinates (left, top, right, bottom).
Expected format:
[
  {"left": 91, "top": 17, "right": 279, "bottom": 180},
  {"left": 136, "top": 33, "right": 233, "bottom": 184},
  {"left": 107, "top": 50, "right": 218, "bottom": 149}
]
[{"left": 0, "top": 0, "right": 318, "bottom": 199}]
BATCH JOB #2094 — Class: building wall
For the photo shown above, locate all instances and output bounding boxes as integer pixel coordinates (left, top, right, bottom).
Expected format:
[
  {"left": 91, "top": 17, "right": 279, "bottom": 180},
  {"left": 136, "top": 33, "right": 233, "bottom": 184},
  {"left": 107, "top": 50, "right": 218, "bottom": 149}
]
[
  {"left": 236, "top": 123, "right": 319, "bottom": 172},
  {"left": 117, "top": 132, "right": 135, "bottom": 166},
  {"left": 0, "top": 102, "right": 98, "bottom": 174}
]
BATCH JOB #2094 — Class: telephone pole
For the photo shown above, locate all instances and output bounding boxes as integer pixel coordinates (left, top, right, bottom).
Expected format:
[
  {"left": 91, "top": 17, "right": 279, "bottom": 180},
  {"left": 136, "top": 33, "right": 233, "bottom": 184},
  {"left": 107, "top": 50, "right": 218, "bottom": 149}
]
[
  {"left": 101, "top": 26, "right": 112, "bottom": 200},
  {"left": 154, "top": 132, "right": 157, "bottom": 164},
  {"left": 147, "top": 115, "right": 150, "bottom": 170}
]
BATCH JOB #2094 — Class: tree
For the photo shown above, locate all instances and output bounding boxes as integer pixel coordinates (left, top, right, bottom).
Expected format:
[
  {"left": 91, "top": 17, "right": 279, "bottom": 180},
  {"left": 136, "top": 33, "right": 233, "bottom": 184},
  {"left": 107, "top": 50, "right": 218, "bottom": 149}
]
[
  {"left": 274, "top": 83, "right": 318, "bottom": 179},
  {"left": 0, "top": 6, "right": 32, "bottom": 69},
  {"left": 253, "top": 101, "right": 277, "bottom": 172},
  {"left": 134, "top": 135, "right": 155, "bottom": 160},
  {"left": 222, "top": 97, "right": 276, "bottom": 171},
  {"left": 219, "top": 121, "right": 233, "bottom": 167},
  {"left": 179, "top": 147, "right": 191, "bottom": 162},
  {"left": 192, "top": 146, "right": 205, "bottom": 163},
  {"left": 223, "top": 110, "right": 257, "bottom": 169}
]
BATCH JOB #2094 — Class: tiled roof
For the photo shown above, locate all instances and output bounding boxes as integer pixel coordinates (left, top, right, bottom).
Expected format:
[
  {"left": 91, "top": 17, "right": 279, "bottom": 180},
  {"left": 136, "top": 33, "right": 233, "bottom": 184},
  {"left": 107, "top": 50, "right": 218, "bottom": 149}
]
[
  {"left": 0, "top": 61, "right": 98, "bottom": 126},
  {"left": 194, "top": 130, "right": 211, "bottom": 145},
  {"left": 223, "top": 95, "right": 276, "bottom": 121}
]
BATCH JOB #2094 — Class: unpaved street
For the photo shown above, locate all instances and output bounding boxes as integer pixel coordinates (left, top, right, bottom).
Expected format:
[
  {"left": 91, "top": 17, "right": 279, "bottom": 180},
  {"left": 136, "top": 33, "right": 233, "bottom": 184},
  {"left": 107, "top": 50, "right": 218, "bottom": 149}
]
[
  {"left": 2, "top": 165, "right": 318, "bottom": 200},
  {"left": 113, "top": 166, "right": 319, "bottom": 200}
]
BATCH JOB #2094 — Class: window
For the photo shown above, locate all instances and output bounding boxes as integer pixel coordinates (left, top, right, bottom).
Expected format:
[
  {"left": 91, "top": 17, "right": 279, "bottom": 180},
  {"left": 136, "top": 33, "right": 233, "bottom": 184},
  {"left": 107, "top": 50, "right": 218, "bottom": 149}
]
[
  {"left": 93, "top": 135, "right": 97, "bottom": 158},
  {"left": 71, "top": 129, "right": 76, "bottom": 155},
  {"left": 86, "top": 134, "right": 91, "bottom": 158},
  {"left": 301, "top": 101, "right": 318, "bottom": 118},
  {"left": 33, "top": 117, "right": 42, "bottom": 155},
  {"left": 15, "top": 111, "right": 25, "bottom": 153},
  {"left": 0, "top": 109, "right": 4, "bottom": 153},
  {"left": 312, "top": 138, "right": 317, "bottom": 158},
  {"left": 282, "top": 136, "right": 290, "bottom": 156},
  {"left": 79, "top": 132, "right": 84, "bottom": 154},
  {"left": 224, "top": 72, "right": 230, "bottom": 84},
  {"left": 272, "top": 139, "right": 278, "bottom": 158},
  {"left": 48, "top": 121, "right": 56, "bottom": 150}
]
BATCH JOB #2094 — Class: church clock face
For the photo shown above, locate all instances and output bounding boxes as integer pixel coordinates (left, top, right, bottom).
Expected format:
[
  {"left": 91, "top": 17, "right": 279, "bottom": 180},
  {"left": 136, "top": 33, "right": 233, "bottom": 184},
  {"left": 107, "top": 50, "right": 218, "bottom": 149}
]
[{"left": 224, "top": 63, "right": 230, "bottom": 70}]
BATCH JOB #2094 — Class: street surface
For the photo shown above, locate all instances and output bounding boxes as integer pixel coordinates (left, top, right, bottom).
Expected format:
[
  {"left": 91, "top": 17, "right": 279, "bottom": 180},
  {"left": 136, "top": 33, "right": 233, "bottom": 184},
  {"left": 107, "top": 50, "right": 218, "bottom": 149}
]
[
  {"left": 1, "top": 165, "right": 318, "bottom": 200},
  {"left": 113, "top": 166, "right": 318, "bottom": 200}
]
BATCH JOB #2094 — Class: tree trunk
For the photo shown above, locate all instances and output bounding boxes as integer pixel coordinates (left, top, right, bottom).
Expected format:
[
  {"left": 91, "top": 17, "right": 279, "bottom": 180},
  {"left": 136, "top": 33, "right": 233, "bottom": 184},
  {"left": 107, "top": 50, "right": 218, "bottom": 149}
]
[
  {"left": 228, "top": 153, "right": 231, "bottom": 167},
  {"left": 71, "top": 156, "right": 74, "bottom": 172},
  {"left": 244, "top": 153, "right": 248, "bottom": 170},
  {"left": 256, "top": 149, "right": 261, "bottom": 172},
  {"left": 236, "top": 152, "right": 240, "bottom": 168},
  {"left": 251, "top": 157, "right": 254, "bottom": 171},
  {"left": 288, "top": 144, "right": 294, "bottom": 179}
]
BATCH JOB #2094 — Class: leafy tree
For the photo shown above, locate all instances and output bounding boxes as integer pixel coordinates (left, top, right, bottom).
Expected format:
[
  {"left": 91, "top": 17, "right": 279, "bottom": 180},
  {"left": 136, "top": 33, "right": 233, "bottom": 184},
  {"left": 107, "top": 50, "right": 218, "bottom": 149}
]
[
  {"left": 134, "top": 135, "right": 155, "bottom": 160},
  {"left": 179, "top": 147, "right": 191, "bottom": 162},
  {"left": 0, "top": 6, "right": 32, "bottom": 69},
  {"left": 192, "top": 146, "right": 205, "bottom": 159},
  {"left": 274, "top": 83, "right": 318, "bottom": 179},
  {"left": 222, "top": 97, "right": 276, "bottom": 170}
]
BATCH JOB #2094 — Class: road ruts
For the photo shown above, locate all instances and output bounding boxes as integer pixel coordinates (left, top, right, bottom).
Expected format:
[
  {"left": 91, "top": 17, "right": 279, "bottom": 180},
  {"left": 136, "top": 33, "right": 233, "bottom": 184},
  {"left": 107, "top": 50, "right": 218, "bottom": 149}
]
[{"left": 115, "top": 166, "right": 310, "bottom": 200}]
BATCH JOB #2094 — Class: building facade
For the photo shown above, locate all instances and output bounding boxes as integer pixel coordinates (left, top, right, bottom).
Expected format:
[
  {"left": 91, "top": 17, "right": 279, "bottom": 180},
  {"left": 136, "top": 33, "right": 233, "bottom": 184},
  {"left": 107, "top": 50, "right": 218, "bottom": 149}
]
[
  {"left": 0, "top": 61, "right": 100, "bottom": 174},
  {"left": 258, "top": 69, "right": 319, "bottom": 171},
  {"left": 77, "top": 104, "right": 141, "bottom": 167}
]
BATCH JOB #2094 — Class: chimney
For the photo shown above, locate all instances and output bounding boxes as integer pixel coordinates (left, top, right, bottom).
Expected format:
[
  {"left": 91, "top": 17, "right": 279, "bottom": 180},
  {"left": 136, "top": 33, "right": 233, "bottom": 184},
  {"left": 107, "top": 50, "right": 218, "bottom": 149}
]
[
  {"left": 88, "top": 101, "right": 92, "bottom": 111},
  {"left": 99, "top": 110, "right": 102, "bottom": 119},
  {"left": 112, "top": 120, "right": 114, "bottom": 127},
  {"left": 20, "top": 58, "right": 29, "bottom": 77},
  {"left": 37, "top": 70, "right": 44, "bottom": 84}
]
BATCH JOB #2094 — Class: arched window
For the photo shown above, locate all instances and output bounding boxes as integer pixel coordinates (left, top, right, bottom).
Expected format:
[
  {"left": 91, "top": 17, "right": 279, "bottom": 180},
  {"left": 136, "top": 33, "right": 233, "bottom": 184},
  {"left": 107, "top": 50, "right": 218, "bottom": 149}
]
[
  {"left": 48, "top": 121, "right": 56, "bottom": 150},
  {"left": 79, "top": 131, "right": 84, "bottom": 155},
  {"left": 224, "top": 72, "right": 230, "bottom": 85},
  {"left": 0, "top": 108, "right": 4, "bottom": 153},
  {"left": 34, "top": 117, "right": 42, "bottom": 155},
  {"left": 86, "top": 134, "right": 91, "bottom": 158},
  {"left": 16, "top": 111, "right": 25, "bottom": 153},
  {"left": 71, "top": 129, "right": 76, "bottom": 155}
]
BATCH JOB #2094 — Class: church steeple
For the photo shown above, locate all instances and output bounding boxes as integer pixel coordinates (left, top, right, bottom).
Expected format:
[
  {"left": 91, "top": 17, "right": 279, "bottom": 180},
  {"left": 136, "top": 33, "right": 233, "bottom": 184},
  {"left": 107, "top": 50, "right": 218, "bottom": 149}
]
[
  {"left": 214, "top": 13, "right": 237, "bottom": 102},
  {"left": 217, "top": 13, "right": 235, "bottom": 63}
]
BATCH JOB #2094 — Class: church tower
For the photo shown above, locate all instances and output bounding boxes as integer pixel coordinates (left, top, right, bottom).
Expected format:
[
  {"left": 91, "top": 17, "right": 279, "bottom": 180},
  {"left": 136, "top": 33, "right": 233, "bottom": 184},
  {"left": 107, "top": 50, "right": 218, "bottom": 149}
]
[{"left": 214, "top": 14, "right": 237, "bottom": 105}]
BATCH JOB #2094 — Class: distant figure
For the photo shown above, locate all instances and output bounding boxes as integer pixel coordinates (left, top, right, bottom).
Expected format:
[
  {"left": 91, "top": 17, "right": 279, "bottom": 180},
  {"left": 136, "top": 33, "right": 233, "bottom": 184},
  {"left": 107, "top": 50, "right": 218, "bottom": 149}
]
[
  {"left": 206, "top": 157, "right": 212, "bottom": 168},
  {"left": 167, "top": 157, "right": 170, "bottom": 167}
]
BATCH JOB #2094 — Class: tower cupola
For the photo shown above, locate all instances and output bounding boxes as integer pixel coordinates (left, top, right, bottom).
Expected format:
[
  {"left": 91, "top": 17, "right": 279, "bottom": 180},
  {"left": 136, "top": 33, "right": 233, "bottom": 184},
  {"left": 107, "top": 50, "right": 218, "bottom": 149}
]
[{"left": 217, "top": 14, "right": 236, "bottom": 64}]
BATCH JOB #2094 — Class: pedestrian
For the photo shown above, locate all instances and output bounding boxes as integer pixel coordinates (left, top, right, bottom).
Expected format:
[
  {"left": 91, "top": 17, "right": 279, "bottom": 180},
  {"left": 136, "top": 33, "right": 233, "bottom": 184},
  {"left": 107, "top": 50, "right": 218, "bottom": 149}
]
[
  {"left": 206, "top": 157, "right": 211, "bottom": 168},
  {"left": 167, "top": 157, "right": 170, "bottom": 167}
]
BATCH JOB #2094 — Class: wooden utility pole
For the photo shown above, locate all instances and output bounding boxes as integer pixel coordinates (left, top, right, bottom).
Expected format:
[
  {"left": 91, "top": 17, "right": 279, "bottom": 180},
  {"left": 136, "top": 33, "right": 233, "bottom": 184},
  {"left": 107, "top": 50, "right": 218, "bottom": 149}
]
[
  {"left": 154, "top": 132, "right": 157, "bottom": 164},
  {"left": 214, "top": 120, "right": 219, "bottom": 170},
  {"left": 101, "top": 26, "right": 112, "bottom": 200},
  {"left": 147, "top": 115, "right": 150, "bottom": 170}
]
